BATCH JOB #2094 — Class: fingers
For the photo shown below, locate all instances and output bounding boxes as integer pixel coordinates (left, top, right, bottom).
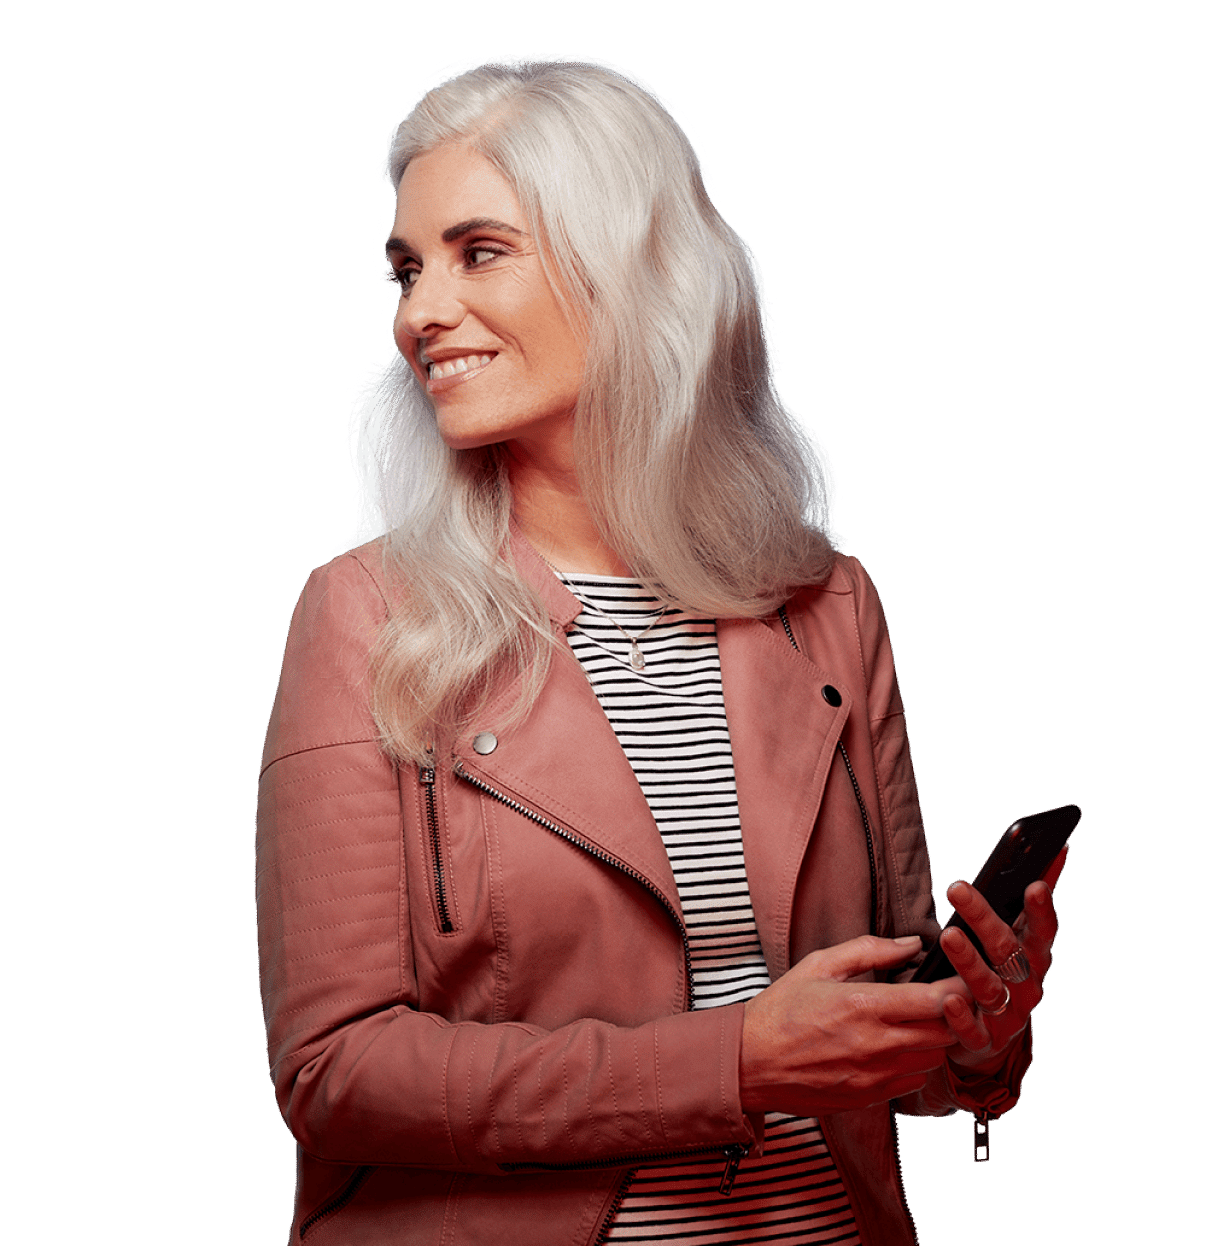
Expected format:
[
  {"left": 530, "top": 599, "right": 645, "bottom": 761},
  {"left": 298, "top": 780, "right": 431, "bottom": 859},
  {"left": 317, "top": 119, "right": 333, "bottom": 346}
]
[
  {"left": 946, "top": 881, "right": 1020, "bottom": 970},
  {"left": 939, "top": 926, "right": 1011, "bottom": 1012},
  {"left": 1022, "top": 880, "right": 1058, "bottom": 950},
  {"left": 941, "top": 992, "right": 993, "bottom": 1055},
  {"left": 800, "top": 934, "right": 923, "bottom": 982}
]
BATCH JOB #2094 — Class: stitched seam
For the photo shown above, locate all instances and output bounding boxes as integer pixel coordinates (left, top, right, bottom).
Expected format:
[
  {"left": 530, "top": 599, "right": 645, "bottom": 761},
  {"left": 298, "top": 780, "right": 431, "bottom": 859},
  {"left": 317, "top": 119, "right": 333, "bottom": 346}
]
[
  {"left": 261, "top": 738, "right": 382, "bottom": 777},
  {"left": 269, "top": 786, "right": 398, "bottom": 815},
  {"left": 265, "top": 760, "right": 389, "bottom": 792},
  {"left": 482, "top": 798, "right": 507, "bottom": 1019},
  {"left": 265, "top": 838, "right": 398, "bottom": 870},
  {"left": 275, "top": 990, "right": 391, "bottom": 1019},
  {"left": 441, "top": 1033, "right": 463, "bottom": 1166},
  {"left": 280, "top": 887, "right": 398, "bottom": 916},
  {"left": 631, "top": 1034, "right": 653, "bottom": 1146},
  {"left": 561, "top": 1047, "right": 573, "bottom": 1151},
  {"left": 284, "top": 939, "right": 395, "bottom": 966},
  {"left": 653, "top": 1023, "right": 668, "bottom": 1141},
  {"left": 260, "top": 914, "right": 390, "bottom": 948},
  {"left": 260, "top": 811, "right": 396, "bottom": 840},
  {"left": 263, "top": 962, "right": 394, "bottom": 996},
  {"left": 607, "top": 1037, "right": 620, "bottom": 1147},
  {"left": 270, "top": 863, "right": 391, "bottom": 887},
  {"left": 485, "top": 1030, "right": 504, "bottom": 1158}
]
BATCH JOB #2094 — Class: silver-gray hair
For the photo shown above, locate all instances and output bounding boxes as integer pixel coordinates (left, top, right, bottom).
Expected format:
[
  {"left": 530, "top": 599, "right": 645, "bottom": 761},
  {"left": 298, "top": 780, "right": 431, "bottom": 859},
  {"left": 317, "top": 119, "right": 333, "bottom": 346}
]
[{"left": 369, "top": 62, "right": 834, "bottom": 765}]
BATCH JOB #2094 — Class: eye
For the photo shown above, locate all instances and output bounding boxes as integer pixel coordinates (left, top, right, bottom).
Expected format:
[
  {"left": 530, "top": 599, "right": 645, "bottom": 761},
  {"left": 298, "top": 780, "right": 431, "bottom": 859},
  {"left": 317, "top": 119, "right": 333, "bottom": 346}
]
[
  {"left": 387, "top": 265, "right": 419, "bottom": 295},
  {"left": 464, "top": 246, "right": 503, "bottom": 269}
]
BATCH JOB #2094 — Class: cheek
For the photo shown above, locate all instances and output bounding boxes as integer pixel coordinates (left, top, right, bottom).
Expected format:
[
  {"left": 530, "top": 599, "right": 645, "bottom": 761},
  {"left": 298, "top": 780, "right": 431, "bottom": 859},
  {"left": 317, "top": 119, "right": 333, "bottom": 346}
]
[{"left": 393, "top": 318, "right": 423, "bottom": 378}]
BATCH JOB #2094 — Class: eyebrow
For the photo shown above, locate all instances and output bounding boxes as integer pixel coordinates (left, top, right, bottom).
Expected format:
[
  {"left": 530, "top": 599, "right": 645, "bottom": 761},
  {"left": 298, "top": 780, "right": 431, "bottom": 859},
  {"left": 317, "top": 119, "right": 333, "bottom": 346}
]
[{"left": 385, "top": 217, "right": 526, "bottom": 258}]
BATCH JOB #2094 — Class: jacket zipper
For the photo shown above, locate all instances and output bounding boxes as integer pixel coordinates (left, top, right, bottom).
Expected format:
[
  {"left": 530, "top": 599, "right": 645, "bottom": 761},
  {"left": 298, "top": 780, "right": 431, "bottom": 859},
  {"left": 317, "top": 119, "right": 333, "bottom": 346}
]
[
  {"left": 501, "top": 1141, "right": 748, "bottom": 1185},
  {"left": 974, "top": 1109, "right": 992, "bottom": 1161},
  {"left": 298, "top": 1164, "right": 375, "bottom": 1240},
  {"left": 586, "top": 1144, "right": 748, "bottom": 1244},
  {"left": 777, "top": 606, "right": 880, "bottom": 934},
  {"left": 452, "top": 759, "right": 695, "bottom": 1010},
  {"left": 889, "top": 1110, "right": 920, "bottom": 1245},
  {"left": 451, "top": 762, "right": 747, "bottom": 1223},
  {"left": 420, "top": 753, "right": 454, "bottom": 933}
]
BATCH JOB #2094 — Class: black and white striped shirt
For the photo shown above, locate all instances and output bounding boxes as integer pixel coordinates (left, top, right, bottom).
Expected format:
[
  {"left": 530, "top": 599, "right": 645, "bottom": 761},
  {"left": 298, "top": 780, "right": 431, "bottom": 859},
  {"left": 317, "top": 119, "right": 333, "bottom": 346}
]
[{"left": 561, "top": 575, "right": 861, "bottom": 1246}]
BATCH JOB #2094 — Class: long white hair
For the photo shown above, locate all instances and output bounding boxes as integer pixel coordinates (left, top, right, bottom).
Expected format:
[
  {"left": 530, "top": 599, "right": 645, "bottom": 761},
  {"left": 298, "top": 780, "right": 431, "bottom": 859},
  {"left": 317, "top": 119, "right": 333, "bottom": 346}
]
[{"left": 369, "top": 62, "right": 834, "bottom": 765}]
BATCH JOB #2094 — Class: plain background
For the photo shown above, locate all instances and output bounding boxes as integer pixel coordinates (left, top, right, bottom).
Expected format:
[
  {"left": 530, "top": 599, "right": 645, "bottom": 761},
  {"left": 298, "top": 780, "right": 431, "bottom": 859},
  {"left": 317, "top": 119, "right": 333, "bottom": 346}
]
[{"left": 5, "top": 2, "right": 1202, "bottom": 1241}]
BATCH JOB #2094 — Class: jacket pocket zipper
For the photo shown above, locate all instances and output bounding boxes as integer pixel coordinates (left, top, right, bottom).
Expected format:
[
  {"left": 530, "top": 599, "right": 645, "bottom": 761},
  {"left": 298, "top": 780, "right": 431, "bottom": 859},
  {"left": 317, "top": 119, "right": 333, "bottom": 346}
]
[
  {"left": 421, "top": 754, "right": 454, "bottom": 933},
  {"left": 452, "top": 759, "right": 695, "bottom": 1009},
  {"left": 504, "top": 1141, "right": 748, "bottom": 1189},
  {"left": 298, "top": 1164, "right": 375, "bottom": 1240}
]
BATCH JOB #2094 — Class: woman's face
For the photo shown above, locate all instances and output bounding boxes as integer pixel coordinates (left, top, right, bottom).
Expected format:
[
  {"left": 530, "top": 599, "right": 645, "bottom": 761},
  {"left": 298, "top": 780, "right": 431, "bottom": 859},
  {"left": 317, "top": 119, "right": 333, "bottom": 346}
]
[{"left": 388, "top": 143, "right": 585, "bottom": 456}]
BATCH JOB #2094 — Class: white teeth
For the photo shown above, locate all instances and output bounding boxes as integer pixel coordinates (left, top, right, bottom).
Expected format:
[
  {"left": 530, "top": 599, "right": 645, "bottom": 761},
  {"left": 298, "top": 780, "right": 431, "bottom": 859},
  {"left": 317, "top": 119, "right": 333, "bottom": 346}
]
[{"left": 427, "top": 354, "right": 494, "bottom": 381}]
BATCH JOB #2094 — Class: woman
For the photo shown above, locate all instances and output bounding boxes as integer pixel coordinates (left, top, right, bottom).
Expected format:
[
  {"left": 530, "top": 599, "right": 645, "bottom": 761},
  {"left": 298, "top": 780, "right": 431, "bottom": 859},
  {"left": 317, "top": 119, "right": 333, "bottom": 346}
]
[{"left": 258, "top": 62, "right": 1062, "bottom": 1245}]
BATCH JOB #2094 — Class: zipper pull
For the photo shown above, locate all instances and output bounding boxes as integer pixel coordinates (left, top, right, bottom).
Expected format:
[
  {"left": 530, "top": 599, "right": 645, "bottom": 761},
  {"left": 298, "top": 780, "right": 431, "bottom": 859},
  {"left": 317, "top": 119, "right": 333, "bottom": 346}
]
[
  {"left": 718, "top": 1143, "right": 748, "bottom": 1195},
  {"left": 974, "top": 1111, "right": 990, "bottom": 1162},
  {"left": 420, "top": 748, "right": 436, "bottom": 785}
]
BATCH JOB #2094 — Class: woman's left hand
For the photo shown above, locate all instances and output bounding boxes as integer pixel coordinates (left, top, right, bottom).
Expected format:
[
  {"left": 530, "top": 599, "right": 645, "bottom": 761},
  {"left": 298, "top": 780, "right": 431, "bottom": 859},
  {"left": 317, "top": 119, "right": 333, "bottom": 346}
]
[{"left": 939, "top": 846, "right": 1067, "bottom": 1070}]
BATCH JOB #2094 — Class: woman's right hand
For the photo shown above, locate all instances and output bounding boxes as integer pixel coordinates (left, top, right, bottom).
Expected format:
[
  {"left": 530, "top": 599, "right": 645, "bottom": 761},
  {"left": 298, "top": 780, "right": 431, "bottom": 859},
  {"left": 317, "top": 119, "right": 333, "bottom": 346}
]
[{"left": 740, "top": 934, "right": 962, "bottom": 1116}]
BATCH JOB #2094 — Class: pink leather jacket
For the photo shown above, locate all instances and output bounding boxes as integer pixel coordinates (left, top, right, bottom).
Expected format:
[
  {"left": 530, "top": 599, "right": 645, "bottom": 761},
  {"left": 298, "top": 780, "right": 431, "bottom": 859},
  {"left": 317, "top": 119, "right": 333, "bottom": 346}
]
[{"left": 257, "top": 538, "right": 1031, "bottom": 1245}]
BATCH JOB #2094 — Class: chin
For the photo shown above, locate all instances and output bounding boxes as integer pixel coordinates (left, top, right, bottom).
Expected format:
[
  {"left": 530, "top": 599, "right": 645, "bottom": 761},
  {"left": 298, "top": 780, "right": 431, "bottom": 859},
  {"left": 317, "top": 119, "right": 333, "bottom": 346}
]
[{"left": 435, "top": 421, "right": 509, "bottom": 452}]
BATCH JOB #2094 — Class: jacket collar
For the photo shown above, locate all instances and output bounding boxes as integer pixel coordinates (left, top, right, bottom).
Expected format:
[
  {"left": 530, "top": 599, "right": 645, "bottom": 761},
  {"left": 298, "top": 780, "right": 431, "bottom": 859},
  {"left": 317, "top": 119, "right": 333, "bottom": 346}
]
[{"left": 453, "top": 529, "right": 850, "bottom": 977}]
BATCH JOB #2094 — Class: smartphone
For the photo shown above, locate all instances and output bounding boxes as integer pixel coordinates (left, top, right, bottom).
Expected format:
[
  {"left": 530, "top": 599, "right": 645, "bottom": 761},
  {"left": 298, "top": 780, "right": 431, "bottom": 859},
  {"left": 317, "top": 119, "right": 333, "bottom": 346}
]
[{"left": 911, "top": 804, "right": 1080, "bottom": 983}]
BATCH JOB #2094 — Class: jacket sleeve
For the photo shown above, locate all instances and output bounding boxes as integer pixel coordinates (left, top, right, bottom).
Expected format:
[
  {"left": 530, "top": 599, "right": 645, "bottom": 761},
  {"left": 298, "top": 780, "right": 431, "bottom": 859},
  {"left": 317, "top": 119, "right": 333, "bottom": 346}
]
[
  {"left": 843, "top": 556, "right": 1032, "bottom": 1120},
  {"left": 256, "top": 553, "right": 759, "bottom": 1170}
]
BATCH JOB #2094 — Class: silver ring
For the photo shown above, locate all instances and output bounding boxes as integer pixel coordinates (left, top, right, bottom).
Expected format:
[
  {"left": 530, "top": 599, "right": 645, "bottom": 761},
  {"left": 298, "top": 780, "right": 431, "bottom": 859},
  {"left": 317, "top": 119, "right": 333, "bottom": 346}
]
[
  {"left": 979, "top": 983, "right": 1011, "bottom": 1017},
  {"left": 993, "top": 947, "right": 1031, "bottom": 984}
]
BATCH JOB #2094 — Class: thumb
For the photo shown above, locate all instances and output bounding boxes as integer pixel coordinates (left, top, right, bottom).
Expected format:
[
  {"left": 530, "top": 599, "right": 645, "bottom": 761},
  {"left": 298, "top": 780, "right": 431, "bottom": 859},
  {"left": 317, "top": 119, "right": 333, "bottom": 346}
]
[
  {"left": 800, "top": 934, "right": 923, "bottom": 982},
  {"left": 1041, "top": 843, "right": 1069, "bottom": 890}
]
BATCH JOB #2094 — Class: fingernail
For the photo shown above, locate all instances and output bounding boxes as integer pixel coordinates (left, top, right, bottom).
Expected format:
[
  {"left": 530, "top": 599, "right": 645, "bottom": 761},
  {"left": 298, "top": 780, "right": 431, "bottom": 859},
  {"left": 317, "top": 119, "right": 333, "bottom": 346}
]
[{"left": 894, "top": 935, "right": 921, "bottom": 945}]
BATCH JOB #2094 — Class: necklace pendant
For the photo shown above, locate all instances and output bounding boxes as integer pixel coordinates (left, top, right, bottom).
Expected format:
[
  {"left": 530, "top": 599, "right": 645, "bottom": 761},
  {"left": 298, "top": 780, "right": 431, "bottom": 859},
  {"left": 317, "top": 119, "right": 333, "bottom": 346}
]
[{"left": 629, "top": 642, "right": 646, "bottom": 670}]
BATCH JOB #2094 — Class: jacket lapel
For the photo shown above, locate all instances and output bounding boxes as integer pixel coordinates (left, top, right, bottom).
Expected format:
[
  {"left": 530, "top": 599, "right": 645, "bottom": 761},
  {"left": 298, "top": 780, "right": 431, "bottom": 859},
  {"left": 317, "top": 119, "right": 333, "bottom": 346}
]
[
  {"left": 452, "top": 536, "right": 684, "bottom": 918},
  {"left": 452, "top": 535, "right": 852, "bottom": 958},
  {"left": 718, "top": 614, "right": 850, "bottom": 980}
]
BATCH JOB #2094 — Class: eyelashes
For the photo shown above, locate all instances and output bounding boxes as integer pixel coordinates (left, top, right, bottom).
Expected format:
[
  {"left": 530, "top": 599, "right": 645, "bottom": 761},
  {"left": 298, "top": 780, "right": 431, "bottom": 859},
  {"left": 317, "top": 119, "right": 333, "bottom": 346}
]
[
  {"left": 386, "top": 246, "right": 506, "bottom": 296},
  {"left": 387, "top": 267, "right": 418, "bottom": 293}
]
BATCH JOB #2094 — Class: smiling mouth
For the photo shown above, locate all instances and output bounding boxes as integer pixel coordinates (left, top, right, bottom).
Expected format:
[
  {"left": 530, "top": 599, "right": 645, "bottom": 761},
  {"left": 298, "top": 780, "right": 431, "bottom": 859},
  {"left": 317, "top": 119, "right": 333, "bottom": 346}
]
[{"left": 426, "top": 353, "right": 496, "bottom": 382}]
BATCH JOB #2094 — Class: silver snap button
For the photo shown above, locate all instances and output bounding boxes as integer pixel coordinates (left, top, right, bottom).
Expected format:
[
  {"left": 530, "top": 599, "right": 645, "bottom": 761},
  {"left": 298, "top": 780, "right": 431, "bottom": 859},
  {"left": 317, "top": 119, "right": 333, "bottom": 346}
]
[{"left": 472, "top": 731, "right": 498, "bottom": 756}]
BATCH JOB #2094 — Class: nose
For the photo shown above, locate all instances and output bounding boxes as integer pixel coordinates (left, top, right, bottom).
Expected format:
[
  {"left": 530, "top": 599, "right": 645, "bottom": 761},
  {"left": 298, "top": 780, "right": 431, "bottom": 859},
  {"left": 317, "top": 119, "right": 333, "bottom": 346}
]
[{"left": 395, "top": 265, "right": 465, "bottom": 343}]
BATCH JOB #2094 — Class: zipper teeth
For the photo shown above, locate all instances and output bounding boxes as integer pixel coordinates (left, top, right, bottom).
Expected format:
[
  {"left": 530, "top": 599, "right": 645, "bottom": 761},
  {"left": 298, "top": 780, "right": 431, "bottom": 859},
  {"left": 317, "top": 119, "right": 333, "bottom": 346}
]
[
  {"left": 421, "top": 760, "right": 454, "bottom": 933},
  {"left": 298, "top": 1164, "right": 374, "bottom": 1239},
  {"left": 776, "top": 605, "right": 798, "bottom": 650},
  {"left": 501, "top": 1141, "right": 729, "bottom": 1174},
  {"left": 837, "top": 740, "right": 879, "bottom": 936},
  {"left": 778, "top": 606, "right": 879, "bottom": 935},
  {"left": 453, "top": 760, "right": 695, "bottom": 1010},
  {"left": 890, "top": 1110, "right": 920, "bottom": 1245},
  {"left": 594, "top": 1167, "right": 639, "bottom": 1244}
]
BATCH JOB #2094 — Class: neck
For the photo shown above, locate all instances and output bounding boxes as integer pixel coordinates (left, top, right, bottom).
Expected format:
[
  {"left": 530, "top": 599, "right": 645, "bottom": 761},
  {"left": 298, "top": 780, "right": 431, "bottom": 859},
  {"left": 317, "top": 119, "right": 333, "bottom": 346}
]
[{"left": 506, "top": 440, "right": 629, "bottom": 576}]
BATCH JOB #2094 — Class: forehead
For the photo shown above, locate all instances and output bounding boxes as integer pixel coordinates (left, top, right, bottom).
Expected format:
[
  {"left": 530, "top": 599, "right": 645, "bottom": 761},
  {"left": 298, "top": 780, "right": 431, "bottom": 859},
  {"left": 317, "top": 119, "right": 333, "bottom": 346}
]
[{"left": 392, "top": 144, "right": 527, "bottom": 238}]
